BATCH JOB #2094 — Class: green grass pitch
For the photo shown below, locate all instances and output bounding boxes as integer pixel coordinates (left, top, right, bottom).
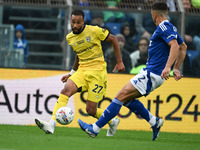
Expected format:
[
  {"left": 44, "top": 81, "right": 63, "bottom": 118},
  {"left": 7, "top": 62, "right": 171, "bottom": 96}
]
[{"left": 0, "top": 125, "right": 200, "bottom": 150}]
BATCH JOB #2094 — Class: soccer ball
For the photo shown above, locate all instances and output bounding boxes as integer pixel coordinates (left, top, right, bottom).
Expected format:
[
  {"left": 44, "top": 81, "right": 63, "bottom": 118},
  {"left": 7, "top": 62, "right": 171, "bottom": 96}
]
[{"left": 55, "top": 106, "right": 74, "bottom": 125}]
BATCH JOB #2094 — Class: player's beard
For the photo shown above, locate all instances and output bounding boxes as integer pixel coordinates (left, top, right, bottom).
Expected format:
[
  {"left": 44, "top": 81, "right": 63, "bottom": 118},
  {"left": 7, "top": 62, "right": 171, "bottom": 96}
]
[{"left": 72, "top": 27, "right": 82, "bottom": 34}]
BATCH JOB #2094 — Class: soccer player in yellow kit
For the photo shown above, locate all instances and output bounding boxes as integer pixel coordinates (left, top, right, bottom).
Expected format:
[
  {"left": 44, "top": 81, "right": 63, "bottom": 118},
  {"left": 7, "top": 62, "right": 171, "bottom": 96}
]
[{"left": 35, "top": 10, "right": 125, "bottom": 136}]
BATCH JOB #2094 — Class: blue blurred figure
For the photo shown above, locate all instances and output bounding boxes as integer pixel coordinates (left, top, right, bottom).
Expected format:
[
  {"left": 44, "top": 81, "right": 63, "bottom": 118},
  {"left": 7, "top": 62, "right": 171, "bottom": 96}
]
[{"left": 13, "top": 24, "right": 29, "bottom": 68}]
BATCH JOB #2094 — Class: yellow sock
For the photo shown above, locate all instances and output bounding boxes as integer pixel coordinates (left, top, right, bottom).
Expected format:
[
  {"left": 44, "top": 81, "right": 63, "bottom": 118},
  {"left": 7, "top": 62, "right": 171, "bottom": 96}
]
[
  {"left": 94, "top": 108, "right": 112, "bottom": 125},
  {"left": 51, "top": 94, "right": 69, "bottom": 121}
]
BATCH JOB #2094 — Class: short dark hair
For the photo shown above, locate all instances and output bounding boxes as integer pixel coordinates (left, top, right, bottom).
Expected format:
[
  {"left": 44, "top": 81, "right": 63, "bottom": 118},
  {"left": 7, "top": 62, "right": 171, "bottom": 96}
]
[
  {"left": 151, "top": 2, "right": 168, "bottom": 11},
  {"left": 71, "top": 10, "right": 84, "bottom": 19}
]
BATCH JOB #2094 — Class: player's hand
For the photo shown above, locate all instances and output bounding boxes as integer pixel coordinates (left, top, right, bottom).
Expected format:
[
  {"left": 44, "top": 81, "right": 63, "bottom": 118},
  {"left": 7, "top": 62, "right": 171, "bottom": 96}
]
[
  {"left": 112, "top": 61, "right": 125, "bottom": 73},
  {"left": 173, "top": 69, "right": 183, "bottom": 81},
  {"left": 161, "top": 67, "right": 171, "bottom": 80},
  {"left": 61, "top": 74, "right": 71, "bottom": 83}
]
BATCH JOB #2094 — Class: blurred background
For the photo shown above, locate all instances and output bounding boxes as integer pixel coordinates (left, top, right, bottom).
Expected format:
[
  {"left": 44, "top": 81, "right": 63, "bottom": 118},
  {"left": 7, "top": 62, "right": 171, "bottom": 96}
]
[{"left": 0, "top": 0, "right": 200, "bottom": 77}]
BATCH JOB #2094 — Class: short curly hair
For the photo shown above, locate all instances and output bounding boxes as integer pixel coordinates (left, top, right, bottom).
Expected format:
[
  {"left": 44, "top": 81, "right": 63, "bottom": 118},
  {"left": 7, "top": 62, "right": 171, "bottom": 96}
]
[{"left": 71, "top": 10, "right": 85, "bottom": 19}]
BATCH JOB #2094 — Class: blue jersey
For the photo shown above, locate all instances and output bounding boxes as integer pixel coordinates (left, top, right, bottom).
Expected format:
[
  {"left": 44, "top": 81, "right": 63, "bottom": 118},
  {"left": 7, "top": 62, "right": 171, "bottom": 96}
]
[{"left": 145, "top": 20, "right": 183, "bottom": 75}]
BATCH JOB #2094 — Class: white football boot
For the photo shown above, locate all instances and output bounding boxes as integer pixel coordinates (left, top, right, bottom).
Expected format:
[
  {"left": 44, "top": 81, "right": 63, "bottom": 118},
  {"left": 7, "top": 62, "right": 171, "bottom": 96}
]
[
  {"left": 35, "top": 118, "right": 55, "bottom": 134},
  {"left": 106, "top": 118, "right": 120, "bottom": 136}
]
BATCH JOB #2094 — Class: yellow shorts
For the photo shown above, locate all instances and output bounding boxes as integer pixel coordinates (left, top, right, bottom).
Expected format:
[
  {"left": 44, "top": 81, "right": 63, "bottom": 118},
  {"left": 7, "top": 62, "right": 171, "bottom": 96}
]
[{"left": 69, "top": 68, "right": 107, "bottom": 103}]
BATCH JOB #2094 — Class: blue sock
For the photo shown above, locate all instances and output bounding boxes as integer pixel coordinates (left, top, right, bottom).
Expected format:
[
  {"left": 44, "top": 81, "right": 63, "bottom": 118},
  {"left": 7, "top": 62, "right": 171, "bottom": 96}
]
[
  {"left": 124, "top": 99, "right": 150, "bottom": 121},
  {"left": 96, "top": 98, "right": 123, "bottom": 128}
]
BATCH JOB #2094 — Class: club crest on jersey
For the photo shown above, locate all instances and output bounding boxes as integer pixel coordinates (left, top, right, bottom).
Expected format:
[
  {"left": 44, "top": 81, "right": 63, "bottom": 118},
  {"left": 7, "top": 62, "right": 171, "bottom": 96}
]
[
  {"left": 102, "top": 29, "right": 106, "bottom": 33},
  {"left": 173, "top": 26, "right": 177, "bottom": 32},
  {"left": 86, "top": 36, "right": 91, "bottom": 42}
]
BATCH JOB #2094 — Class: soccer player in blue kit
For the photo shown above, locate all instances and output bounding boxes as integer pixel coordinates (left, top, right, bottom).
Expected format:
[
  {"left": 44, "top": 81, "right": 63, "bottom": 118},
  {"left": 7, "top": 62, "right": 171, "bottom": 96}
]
[{"left": 78, "top": 2, "right": 187, "bottom": 141}]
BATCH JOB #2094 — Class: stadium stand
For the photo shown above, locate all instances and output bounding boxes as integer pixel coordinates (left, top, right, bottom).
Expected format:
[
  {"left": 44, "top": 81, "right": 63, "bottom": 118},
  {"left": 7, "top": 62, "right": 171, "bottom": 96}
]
[{"left": 0, "top": 0, "right": 200, "bottom": 77}]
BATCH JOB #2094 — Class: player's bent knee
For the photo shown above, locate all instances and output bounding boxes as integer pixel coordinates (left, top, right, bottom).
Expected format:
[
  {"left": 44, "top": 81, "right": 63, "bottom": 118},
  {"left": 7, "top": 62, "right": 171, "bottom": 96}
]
[
  {"left": 61, "top": 86, "right": 77, "bottom": 97},
  {"left": 116, "top": 89, "right": 132, "bottom": 102},
  {"left": 61, "top": 88, "right": 71, "bottom": 97}
]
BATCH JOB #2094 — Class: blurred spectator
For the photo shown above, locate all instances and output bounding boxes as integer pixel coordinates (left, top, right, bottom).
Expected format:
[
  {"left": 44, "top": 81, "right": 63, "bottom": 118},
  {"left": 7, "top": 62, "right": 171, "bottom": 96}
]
[
  {"left": 90, "top": 10, "right": 112, "bottom": 53},
  {"left": 135, "top": 0, "right": 174, "bottom": 39},
  {"left": 13, "top": 24, "right": 29, "bottom": 67},
  {"left": 58, "top": 0, "right": 92, "bottom": 24},
  {"left": 183, "top": 0, "right": 192, "bottom": 12},
  {"left": 90, "top": 11, "right": 105, "bottom": 27},
  {"left": 135, "top": 12, "right": 156, "bottom": 40},
  {"left": 78, "top": 0, "right": 89, "bottom": 5},
  {"left": 103, "top": 0, "right": 126, "bottom": 22},
  {"left": 78, "top": 0, "right": 91, "bottom": 24},
  {"left": 124, "top": 13, "right": 138, "bottom": 44},
  {"left": 183, "top": 0, "right": 199, "bottom": 50},
  {"left": 183, "top": 0, "right": 200, "bottom": 77},
  {"left": 105, "top": 34, "right": 131, "bottom": 73},
  {"left": 183, "top": 0, "right": 193, "bottom": 47},
  {"left": 193, "top": 34, "right": 200, "bottom": 52},
  {"left": 130, "top": 37, "right": 149, "bottom": 74},
  {"left": 120, "top": 23, "right": 137, "bottom": 53},
  {"left": 126, "top": 12, "right": 136, "bottom": 28},
  {"left": 191, "top": 52, "right": 200, "bottom": 77},
  {"left": 166, "top": 0, "right": 176, "bottom": 12},
  {"left": 70, "top": 0, "right": 92, "bottom": 24}
]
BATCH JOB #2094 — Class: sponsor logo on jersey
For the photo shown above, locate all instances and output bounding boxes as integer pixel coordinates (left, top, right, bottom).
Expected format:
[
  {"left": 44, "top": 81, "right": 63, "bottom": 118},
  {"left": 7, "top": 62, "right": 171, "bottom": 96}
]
[{"left": 77, "top": 40, "right": 84, "bottom": 44}]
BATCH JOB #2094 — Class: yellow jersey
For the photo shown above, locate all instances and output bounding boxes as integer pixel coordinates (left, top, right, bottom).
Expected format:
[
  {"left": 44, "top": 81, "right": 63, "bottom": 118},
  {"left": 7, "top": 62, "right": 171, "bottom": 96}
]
[{"left": 66, "top": 25, "right": 109, "bottom": 70}]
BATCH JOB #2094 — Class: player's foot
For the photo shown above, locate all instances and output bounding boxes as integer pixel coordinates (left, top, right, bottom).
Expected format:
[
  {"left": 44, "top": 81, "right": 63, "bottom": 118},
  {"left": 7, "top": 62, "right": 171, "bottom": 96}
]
[
  {"left": 106, "top": 118, "right": 120, "bottom": 136},
  {"left": 151, "top": 117, "right": 164, "bottom": 141},
  {"left": 35, "top": 118, "right": 55, "bottom": 134},
  {"left": 78, "top": 119, "right": 98, "bottom": 138}
]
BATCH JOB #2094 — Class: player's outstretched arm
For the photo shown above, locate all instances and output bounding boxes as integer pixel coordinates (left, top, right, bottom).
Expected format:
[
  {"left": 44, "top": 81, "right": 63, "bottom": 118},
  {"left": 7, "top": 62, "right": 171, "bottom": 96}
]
[
  {"left": 173, "top": 42, "right": 187, "bottom": 81},
  {"left": 61, "top": 55, "right": 79, "bottom": 83},
  {"left": 105, "top": 34, "right": 125, "bottom": 73},
  {"left": 161, "top": 39, "right": 179, "bottom": 80}
]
